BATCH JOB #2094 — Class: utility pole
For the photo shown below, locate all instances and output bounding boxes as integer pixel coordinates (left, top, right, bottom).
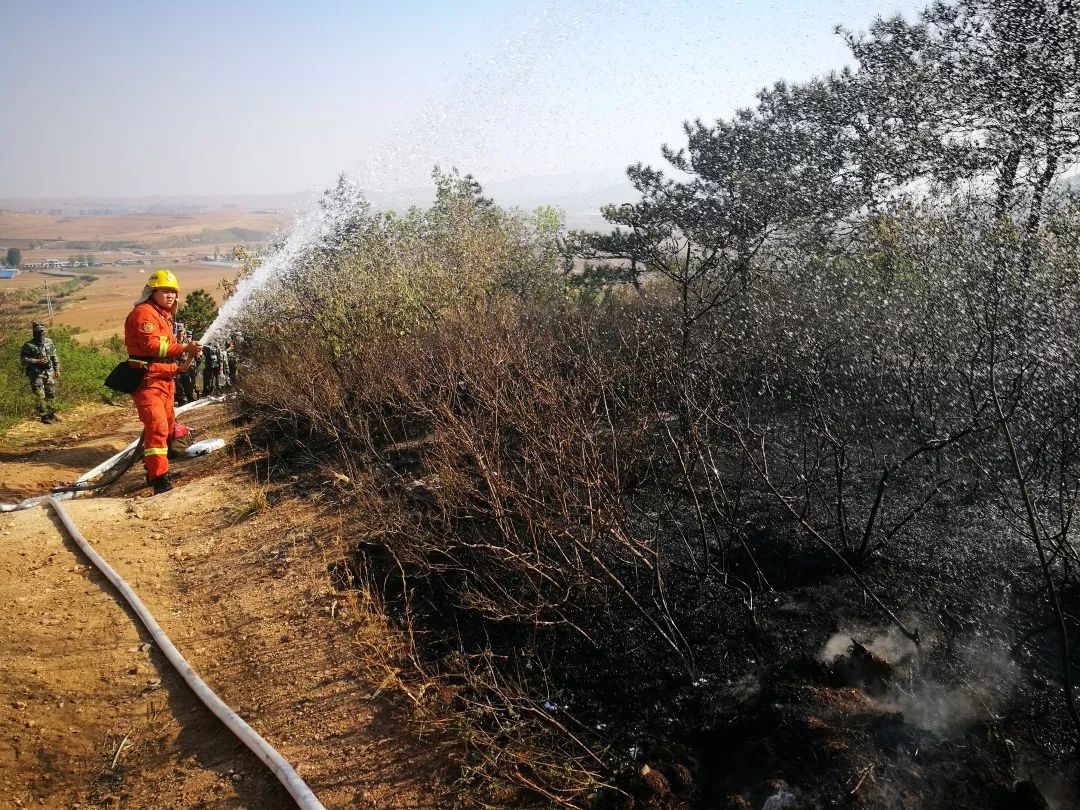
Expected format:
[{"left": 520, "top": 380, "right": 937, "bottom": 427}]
[{"left": 44, "top": 280, "right": 54, "bottom": 318}]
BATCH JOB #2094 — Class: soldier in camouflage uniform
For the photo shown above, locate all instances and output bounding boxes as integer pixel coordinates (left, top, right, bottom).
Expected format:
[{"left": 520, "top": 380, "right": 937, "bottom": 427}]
[
  {"left": 20, "top": 321, "right": 60, "bottom": 423},
  {"left": 201, "top": 341, "right": 222, "bottom": 396},
  {"left": 174, "top": 329, "right": 200, "bottom": 405},
  {"left": 228, "top": 332, "right": 244, "bottom": 386},
  {"left": 218, "top": 341, "right": 231, "bottom": 389}
]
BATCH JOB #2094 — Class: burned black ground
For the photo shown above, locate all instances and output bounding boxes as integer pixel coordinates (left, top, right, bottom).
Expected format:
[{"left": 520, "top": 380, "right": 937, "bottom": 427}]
[{"left": 248, "top": 412, "right": 1077, "bottom": 809}]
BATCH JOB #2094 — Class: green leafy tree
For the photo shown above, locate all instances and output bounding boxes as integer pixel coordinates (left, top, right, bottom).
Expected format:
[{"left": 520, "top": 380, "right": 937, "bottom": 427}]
[
  {"left": 845, "top": 1, "right": 1080, "bottom": 241},
  {"left": 5, "top": 247, "right": 21, "bottom": 268},
  {"left": 176, "top": 289, "right": 219, "bottom": 337}
]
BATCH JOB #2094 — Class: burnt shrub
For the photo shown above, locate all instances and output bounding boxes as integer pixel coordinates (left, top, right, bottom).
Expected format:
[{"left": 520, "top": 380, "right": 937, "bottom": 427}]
[{"left": 236, "top": 174, "right": 1080, "bottom": 805}]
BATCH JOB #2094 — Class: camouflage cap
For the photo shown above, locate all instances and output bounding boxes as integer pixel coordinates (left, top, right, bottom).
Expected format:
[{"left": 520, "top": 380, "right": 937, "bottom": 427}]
[{"left": 31, "top": 320, "right": 46, "bottom": 331}]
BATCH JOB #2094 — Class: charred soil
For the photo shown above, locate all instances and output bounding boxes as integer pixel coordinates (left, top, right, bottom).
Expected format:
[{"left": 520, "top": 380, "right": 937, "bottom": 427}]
[{"left": 253, "top": 417, "right": 1080, "bottom": 810}]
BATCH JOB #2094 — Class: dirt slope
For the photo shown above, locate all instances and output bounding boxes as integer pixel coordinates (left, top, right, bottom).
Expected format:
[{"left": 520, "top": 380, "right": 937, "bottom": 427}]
[
  {"left": 0, "top": 403, "right": 451, "bottom": 809},
  {"left": 0, "top": 403, "right": 136, "bottom": 503}
]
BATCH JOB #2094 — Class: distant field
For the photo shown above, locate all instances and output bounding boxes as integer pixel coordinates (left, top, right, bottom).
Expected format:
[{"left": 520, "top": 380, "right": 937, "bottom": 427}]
[
  {"left": 0, "top": 207, "right": 282, "bottom": 342},
  {"left": 4, "top": 264, "right": 239, "bottom": 343},
  {"left": 0, "top": 208, "right": 292, "bottom": 264}
]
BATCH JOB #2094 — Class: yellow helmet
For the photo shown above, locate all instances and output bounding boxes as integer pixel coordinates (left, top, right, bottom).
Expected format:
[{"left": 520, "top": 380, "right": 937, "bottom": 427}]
[{"left": 147, "top": 269, "right": 180, "bottom": 292}]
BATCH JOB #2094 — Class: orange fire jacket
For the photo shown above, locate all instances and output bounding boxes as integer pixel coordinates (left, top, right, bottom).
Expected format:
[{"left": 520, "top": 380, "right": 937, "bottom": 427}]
[{"left": 124, "top": 302, "right": 186, "bottom": 381}]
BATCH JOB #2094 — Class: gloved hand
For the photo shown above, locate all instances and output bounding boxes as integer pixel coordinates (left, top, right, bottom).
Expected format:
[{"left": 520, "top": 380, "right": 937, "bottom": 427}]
[{"left": 185, "top": 340, "right": 202, "bottom": 357}]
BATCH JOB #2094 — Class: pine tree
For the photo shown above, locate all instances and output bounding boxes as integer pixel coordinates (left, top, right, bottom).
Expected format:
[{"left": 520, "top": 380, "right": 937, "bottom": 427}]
[{"left": 176, "top": 289, "right": 218, "bottom": 337}]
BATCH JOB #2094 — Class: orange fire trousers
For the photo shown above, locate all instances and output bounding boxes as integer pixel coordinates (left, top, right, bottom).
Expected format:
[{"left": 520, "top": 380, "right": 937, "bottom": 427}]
[{"left": 132, "top": 378, "right": 175, "bottom": 480}]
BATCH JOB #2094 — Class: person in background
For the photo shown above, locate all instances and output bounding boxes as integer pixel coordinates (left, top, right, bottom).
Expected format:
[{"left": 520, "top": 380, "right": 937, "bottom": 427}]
[
  {"left": 229, "top": 331, "right": 244, "bottom": 386},
  {"left": 218, "top": 340, "right": 232, "bottom": 389},
  {"left": 202, "top": 340, "right": 222, "bottom": 396},
  {"left": 20, "top": 320, "right": 60, "bottom": 424},
  {"left": 174, "top": 329, "right": 200, "bottom": 406},
  {"left": 124, "top": 269, "right": 200, "bottom": 494}
]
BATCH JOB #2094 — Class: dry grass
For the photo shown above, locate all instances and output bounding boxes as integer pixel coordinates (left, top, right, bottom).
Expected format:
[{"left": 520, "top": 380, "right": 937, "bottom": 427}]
[
  {"left": 337, "top": 565, "right": 610, "bottom": 808},
  {"left": 228, "top": 483, "right": 269, "bottom": 523}
]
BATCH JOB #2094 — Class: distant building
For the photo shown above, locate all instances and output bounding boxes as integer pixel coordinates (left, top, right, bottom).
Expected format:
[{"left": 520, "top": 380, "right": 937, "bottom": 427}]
[{"left": 0, "top": 268, "right": 18, "bottom": 280}]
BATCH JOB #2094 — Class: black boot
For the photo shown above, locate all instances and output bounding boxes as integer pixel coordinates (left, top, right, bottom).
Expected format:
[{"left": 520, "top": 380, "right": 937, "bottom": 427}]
[
  {"left": 40, "top": 413, "right": 53, "bottom": 424},
  {"left": 149, "top": 474, "right": 173, "bottom": 495}
]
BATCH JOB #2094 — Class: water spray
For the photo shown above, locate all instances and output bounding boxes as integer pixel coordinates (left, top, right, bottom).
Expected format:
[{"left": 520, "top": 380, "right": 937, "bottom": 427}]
[
  {"left": 197, "top": 0, "right": 618, "bottom": 343},
  {"left": 200, "top": 177, "right": 369, "bottom": 343}
]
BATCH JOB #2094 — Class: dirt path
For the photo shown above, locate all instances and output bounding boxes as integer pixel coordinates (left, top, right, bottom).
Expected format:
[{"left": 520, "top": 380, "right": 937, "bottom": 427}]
[
  {"left": 0, "top": 403, "right": 136, "bottom": 503},
  {"left": 0, "top": 500, "right": 294, "bottom": 809},
  {"left": 0, "top": 403, "right": 451, "bottom": 809}
]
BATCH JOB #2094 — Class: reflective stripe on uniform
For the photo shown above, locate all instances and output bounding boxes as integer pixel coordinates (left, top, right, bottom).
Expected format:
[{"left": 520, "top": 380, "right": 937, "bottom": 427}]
[
  {"left": 128, "top": 356, "right": 177, "bottom": 365},
  {"left": 144, "top": 447, "right": 168, "bottom": 456},
  {"left": 157, "top": 336, "right": 169, "bottom": 358}
]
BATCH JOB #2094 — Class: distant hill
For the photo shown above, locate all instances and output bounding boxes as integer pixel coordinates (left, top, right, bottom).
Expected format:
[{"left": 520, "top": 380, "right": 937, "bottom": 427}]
[
  {"left": 0, "top": 193, "right": 313, "bottom": 217},
  {"left": 0, "top": 173, "right": 640, "bottom": 232}
]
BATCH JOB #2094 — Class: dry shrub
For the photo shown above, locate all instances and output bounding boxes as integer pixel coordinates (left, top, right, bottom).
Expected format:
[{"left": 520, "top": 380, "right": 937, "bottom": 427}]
[
  {"left": 237, "top": 179, "right": 1080, "bottom": 804},
  {"left": 235, "top": 176, "right": 660, "bottom": 803},
  {"left": 246, "top": 299, "right": 680, "bottom": 802}
]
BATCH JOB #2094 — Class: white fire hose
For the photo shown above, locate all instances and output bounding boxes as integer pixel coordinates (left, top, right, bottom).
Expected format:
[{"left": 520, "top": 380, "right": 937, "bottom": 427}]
[
  {"left": 46, "top": 497, "right": 326, "bottom": 810},
  {"left": 1, "top": 396, "right": 225, "bottom": 512},
  {"left": 2, "top": 397, "right": 327, "bottom": 808}
]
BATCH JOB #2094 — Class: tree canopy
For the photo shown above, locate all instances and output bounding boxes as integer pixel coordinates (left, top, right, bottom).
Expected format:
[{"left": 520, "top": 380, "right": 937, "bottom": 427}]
[
  {"left": 572, "top": 0, "right": 1079, "bottom": 285},
  {"left": 176, "top": 289, "right": 218, "bottom": 337}
]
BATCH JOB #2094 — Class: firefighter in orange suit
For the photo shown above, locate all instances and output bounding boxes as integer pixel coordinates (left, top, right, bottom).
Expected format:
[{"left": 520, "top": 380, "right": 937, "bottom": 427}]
[{"left": 124, "top": 270, "right": 201, "bottom": 494}]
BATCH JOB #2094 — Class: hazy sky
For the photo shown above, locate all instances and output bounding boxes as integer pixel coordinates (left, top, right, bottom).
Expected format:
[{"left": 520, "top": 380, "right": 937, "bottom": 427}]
[{"left": 1, "top": 0, "right": 926, "bottom": 198}]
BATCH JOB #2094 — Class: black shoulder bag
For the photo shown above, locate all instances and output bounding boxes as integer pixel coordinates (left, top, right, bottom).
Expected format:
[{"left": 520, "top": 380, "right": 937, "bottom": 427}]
[{"left": 104, "top": 361, "right": 146, "bottom": 394}]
